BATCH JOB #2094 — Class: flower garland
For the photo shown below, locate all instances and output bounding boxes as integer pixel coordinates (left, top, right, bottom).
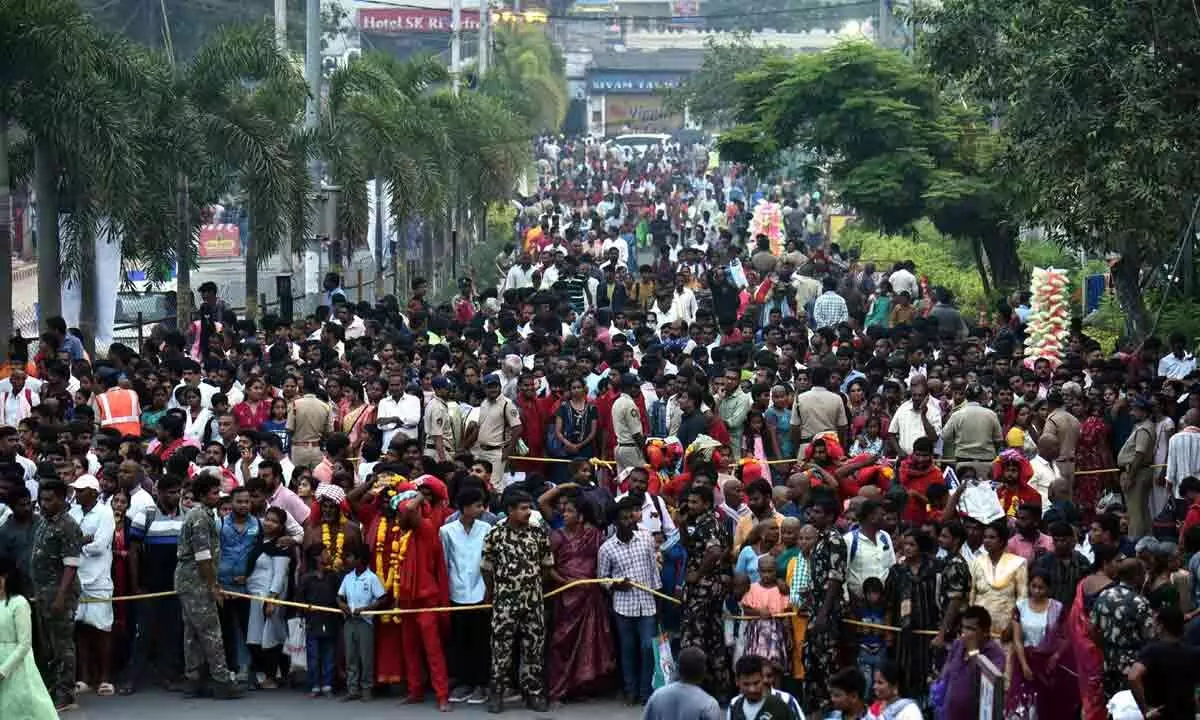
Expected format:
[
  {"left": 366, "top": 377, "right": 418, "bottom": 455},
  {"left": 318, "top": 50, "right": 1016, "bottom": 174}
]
[
  {"left": 321, "top": 519, "right": 346, "bottom": 572},
  {"left": 373, "top": 517, "right": 411, "bottom": 624}
]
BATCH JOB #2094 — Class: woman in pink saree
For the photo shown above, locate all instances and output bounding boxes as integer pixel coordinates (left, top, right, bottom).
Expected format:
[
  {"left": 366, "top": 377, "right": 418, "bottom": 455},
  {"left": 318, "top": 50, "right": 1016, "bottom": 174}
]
[
  {"left": 547, "top": 493, "right": 615, "bottom": 704},
  {"left": 1007, "top": 570, "right": 1079, "bottom": 718},
  {"left": 1068, "top": 545, "right": 1119, "bottom": 720}
]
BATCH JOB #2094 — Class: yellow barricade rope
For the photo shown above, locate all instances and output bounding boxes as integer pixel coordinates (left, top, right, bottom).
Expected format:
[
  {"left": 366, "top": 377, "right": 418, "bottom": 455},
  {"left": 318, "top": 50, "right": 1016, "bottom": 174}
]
[{"left": 86, "top": 579, "right": 955, "bottom": 635}]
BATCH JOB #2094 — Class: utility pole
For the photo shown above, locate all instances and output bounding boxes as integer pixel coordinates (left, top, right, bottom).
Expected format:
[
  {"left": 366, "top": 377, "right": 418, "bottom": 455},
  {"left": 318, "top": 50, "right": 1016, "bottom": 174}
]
[
  {"left": 274, "top": 0, "right": 288, "bottom": 50},
  {"left": 478, "top": 0, "right": 490, "bottom": 75},
  {"left": 451, "top": 0, "right": 463, "bottom": 95},
  {"left": 287, "top": 0, "right": 323, "bottom": 318},
  {"left": 877, "top": 0, "right": 890, "bottom": 49}
]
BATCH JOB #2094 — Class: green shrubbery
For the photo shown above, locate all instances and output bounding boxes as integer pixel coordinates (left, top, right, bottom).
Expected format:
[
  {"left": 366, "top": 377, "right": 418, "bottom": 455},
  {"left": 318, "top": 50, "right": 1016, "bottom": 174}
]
[{"left": 839, "top": 221, "right": 992, "bottom": 312}]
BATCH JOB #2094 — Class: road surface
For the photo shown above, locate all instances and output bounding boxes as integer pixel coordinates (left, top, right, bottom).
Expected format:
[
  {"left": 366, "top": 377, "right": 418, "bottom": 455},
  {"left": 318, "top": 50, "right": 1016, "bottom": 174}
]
[{"left": 72, "top": 690, "right": 646, "bottom": 720}]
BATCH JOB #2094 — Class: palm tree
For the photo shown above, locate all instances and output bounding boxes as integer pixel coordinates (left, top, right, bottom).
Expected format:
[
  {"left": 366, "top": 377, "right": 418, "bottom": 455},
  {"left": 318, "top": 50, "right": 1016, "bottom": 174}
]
[
  {"left": 435, "top": 90, "right": 530, "bottom": 277},
  {"left": 320, "top": 52, "right": 453, "bottom": 294},
  {"left": 183, "top": 25, "right": 310, "bottom": 318},
  {"left": 1, "top": 0, "right": 156, "bottom": 352}
]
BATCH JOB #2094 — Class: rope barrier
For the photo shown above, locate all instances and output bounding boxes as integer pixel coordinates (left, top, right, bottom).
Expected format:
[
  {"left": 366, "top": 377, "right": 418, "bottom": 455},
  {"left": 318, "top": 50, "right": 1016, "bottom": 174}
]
[{"left": 88, "top": 581, "right": 1008, "bottom": 639}]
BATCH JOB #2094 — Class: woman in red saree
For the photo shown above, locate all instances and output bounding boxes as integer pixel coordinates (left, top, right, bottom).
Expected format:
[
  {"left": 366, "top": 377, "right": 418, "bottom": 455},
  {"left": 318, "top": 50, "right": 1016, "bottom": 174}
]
[
  {"left": 546, "top": 492, "right": 614, "bottom": 704},
  {"left": 1067, "top": 545, "right": 1119, "bottom": 720},
  {"left": 1072, "top": 397, "right": 1117, "bottom": 523}
]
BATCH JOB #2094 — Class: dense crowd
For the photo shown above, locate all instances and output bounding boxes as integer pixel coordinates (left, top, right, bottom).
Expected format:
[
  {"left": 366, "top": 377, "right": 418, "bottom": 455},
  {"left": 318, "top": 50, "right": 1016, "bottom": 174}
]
[{"left": 1, "top": 134, "right": 1200, "bottom": 720}]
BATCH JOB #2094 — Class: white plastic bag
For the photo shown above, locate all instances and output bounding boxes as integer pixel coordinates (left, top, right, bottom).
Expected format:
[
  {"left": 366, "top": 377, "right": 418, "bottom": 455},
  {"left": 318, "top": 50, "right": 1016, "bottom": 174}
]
[{"left": 285, "top": 617, "right": 307, "bottom": 671}]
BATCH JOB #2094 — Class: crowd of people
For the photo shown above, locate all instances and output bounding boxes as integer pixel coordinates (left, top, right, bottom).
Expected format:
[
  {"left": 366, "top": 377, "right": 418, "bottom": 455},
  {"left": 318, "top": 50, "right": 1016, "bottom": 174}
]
[{"left": 1, "top": 134, "right": 1200, "bottom": 720}]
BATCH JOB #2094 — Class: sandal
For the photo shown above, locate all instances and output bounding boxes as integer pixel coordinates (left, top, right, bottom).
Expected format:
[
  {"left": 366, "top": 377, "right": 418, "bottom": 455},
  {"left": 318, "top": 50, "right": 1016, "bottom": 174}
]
[{"left": 97, "top": 683, "right": 116, "bottom": 697}]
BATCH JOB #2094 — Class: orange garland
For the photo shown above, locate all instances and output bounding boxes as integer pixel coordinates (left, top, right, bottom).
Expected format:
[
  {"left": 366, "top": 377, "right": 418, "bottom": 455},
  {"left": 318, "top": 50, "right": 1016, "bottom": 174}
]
[
  {"left": 373, "top": 516, "right": 410, "bottom": 624},
  {"left": 321, "top": 519, "right": 346, "bottom": 572}
]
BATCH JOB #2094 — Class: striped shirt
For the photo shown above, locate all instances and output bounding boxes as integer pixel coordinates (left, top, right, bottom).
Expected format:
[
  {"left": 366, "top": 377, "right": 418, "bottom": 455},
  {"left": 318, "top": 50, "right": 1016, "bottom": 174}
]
[{"left": 130, "top": 505, "right": 183, "bottom": 590}]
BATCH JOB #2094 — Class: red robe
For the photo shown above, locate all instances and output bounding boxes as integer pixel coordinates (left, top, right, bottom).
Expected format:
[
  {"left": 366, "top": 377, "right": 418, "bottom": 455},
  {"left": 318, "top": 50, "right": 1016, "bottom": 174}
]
[
  {"left": 898, "top": 458, "right": 944, "bottom": 526},
  {"left": 394, "top": 516, "right": 451, "bottom": 702},
  {"left": 514, "top": 394, "right": 559, "bottom": 472},
  {"left": 358, "top": 504, "right": 407, "bottom": 685}
]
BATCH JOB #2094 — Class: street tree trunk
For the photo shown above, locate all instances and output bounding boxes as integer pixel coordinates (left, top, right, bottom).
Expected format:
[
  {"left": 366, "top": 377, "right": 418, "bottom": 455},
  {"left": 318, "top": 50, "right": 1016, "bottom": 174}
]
[
  {"left": 1111, "top": 240, "right": 1150, "bottom": 343},
  {"left": 0, "top": 115, "right": 13, "bottom": 361},
  {"left": 78, "top": 222, "right": 97, "bottom": 357},
  {"left": 34, "top": 139, "right": 61, "bottom": 324},
  {"left": 374, "top": 177, "right": 385, "bottom": 297},
  {"left": 980, "top": 225, "right": 1021, "bottom": 293},
  {"left": 968, "top": 236, "right": 993, "bottom": 298},
  {"left": 175, "top": 172, "right": 193, "bottom": 330},
  {"left": 245, "top": 209, "right": 258, "bottom": 320}
]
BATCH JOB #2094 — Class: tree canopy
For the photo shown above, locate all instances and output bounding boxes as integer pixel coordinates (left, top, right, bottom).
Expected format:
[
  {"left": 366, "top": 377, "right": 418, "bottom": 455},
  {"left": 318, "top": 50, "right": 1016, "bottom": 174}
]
[
  {"left": 718, "top": 41, "right": 1022, "bottom": 290},
  {"left": 919, "top": 0, "right": 1200, "bottom": 338}
]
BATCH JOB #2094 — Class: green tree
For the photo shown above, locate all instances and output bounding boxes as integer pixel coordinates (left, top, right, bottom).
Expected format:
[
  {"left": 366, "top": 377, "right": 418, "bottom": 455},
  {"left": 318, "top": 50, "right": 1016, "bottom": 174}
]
[
  {"left": 320, "top": 53, "right": 453, "bottom": 290},
  {"left": 480, "top": 26, "right": 568, "bottom": 133},
  {"left": 719, "top": 41, "right": 1022, "bottom": 290},
  {"left": 2, "top": 0, "right": 154, "bottom": 352},
  {"left": 665, "top": 34, "right": 786, "bottom": 128},
  {"left": 919, "top": 0, "right": 1200, "bottom": 339}
]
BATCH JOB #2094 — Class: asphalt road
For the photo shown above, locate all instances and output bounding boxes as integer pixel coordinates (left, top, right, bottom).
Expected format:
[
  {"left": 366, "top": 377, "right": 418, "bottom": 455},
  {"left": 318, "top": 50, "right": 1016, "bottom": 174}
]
[{"left": 72, "top": 690, "right": 647, "bottom": 720}]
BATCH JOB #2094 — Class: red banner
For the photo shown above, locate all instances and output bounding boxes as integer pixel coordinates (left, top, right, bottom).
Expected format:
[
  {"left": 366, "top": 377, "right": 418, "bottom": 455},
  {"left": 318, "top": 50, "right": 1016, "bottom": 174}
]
[
  {"left": 358, "top": 9, "right": 481, "bottom": 34},
  {"left": 198, "top": 224, "right": 241, "bottom": 259}
]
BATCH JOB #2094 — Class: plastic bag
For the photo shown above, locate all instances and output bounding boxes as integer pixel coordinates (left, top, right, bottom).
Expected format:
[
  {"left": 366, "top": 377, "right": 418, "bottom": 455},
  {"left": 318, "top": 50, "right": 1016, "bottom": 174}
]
[
  {"left": 651, "top": 631, "right": 675, "bottom": 690},
  {"left": 285, "top": 617, "right": 307, "bottom": 671}
]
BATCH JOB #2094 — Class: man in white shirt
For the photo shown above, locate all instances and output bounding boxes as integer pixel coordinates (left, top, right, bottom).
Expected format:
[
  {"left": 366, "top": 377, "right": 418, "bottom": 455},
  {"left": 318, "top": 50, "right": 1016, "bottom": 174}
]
[
  {"left": 503, "top": 252, "right": 537, "bottom": 290},
  {"left": 670, "top": 283, "right": 699, "bottom": 327},
  {"left": 1030, "top": 435, "right": 1062, "bottom": 511},
  {"left": 843, "top": 500, "right": 895, "bottom": 602},
  {"left": 1158, "top": 333, "right": 1197, "bottom": 379},
  {"left": 0, "top": 368, "right": 41, "bottom": 426},
  {"left": 887, "top": 377, "right": 942, "bottom": 456},
  {"left": 887, "top": 262, "right": 920, "bottom": 298},
  {"left": 376, "top": 375, "right": 422, "bottom": 448},
  {"left": 335, "top": 304, "right": 367, "bottom": 340},
  {"left": 615, "top": 468, "right": 679, "bottom": 551},
  {"left": 68, "top": 474, "right": 117, "bottom": 679},
  {"left": 1166, "top": 409, "right": 1200, "bottom": 498},
  {"left": 601, "top": 229, "right": 629, "bottom": 268},
  {"left": 167, "top": 360, "right": 218, "bottom": 410}
]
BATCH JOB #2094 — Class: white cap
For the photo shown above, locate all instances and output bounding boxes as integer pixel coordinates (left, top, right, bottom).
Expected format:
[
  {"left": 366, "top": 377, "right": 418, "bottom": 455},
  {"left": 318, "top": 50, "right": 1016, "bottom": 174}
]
[{"left": 69, "top": 474, "right": 101, "bottom": 492}]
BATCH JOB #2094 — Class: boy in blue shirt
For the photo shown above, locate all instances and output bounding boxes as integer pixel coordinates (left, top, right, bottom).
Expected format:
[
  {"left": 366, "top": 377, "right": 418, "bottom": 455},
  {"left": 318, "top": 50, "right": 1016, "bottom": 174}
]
[{"left": 337, "top": 543, "right": 390, "bottom": 701}]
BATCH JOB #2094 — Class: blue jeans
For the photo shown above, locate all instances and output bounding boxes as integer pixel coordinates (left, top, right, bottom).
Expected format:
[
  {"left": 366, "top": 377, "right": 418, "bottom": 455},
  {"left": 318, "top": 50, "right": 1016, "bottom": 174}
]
[
  {"left": 858, "top": 647, "right": 885, "bottom": 700},
  {"left": 615, "top": 614, "right": 656, "bottom": 701},
  {"left": 306, "top": 635, "right": 335, "bottom": 690}
]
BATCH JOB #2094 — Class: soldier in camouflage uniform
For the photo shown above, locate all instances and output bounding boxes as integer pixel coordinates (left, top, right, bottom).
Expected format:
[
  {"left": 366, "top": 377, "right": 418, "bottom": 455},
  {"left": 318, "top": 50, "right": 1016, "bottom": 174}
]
[
  {"left": 175, "top": 473, "right": 243, "bottom": 699},
  {"left": 481, "top": 490, "right": 553, "bottom": 713},
  {"left": 30, "top": 480, "right": 83, "bottom": 710}
]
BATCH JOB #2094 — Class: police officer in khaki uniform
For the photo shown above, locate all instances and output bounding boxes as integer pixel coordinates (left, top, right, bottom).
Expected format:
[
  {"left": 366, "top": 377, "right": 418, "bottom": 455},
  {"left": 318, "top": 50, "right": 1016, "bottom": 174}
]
[
  {"left": 424, "top": 376, "right": 456, "bottom": 463},
  {"left": 469, "top": 373, "right": 522, "bottom": 490},
  {"left": 612, "top": 373, "right": 646, "bottom": 473}
]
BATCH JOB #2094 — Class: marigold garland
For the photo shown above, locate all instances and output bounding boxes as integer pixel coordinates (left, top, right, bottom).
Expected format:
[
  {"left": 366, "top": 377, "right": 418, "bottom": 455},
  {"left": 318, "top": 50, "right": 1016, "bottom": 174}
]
[
  {"left": 373, "top": 516, "right": 411, "bottom": 624},
  {"left": 321, "top": 519, "right": 346, "bottom": 572}
]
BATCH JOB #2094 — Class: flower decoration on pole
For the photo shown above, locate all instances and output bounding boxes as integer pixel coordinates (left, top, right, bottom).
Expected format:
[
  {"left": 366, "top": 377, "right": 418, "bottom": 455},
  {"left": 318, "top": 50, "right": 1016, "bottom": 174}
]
[
  {"left": 1023, "top": 267, "right": 1070, "bottom": 370},
  {"left": 748, "top": 199, "right": 785, "bottom": 255}
]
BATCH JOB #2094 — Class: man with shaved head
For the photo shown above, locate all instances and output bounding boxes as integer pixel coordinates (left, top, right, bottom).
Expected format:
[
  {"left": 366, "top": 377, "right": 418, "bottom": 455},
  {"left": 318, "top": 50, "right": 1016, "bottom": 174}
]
[{"left": 1166, "top": 409, "right": 1200, "bottom": 499}]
